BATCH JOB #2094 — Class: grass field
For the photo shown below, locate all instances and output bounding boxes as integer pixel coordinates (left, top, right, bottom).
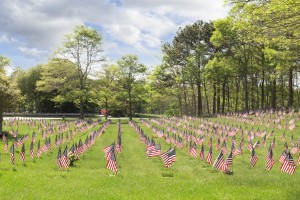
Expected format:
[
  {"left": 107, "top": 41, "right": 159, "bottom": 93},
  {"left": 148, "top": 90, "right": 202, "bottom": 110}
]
[{"left": 0, "top": 116, "right": 299, "bottom": 200}]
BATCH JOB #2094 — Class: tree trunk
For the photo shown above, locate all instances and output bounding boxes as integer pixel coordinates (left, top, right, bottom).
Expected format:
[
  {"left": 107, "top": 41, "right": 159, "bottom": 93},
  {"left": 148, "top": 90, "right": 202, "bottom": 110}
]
[
  {"left": 178, "top": 94, "right": 183, "bottom": 116},
  {"left": 227, "top": 80, "right": 230, "bottom": 112},
  {"left": 271, "top": 79, "right": 276, "bottom": 109},
  {"left": 191, "top": 83, "right": 196, "bottom": 117},
  {"left": 203, "top": 78, "right": 210, "bottom": 115},
  {"left": 235, "top": 77, "right": 240, "bottom": 112},
  {"left": 128, "top": 91, "right": 132, "bottom": 120},
  {"left": 183, "top": 86, "right": 188, "bottom": 115},
  {"left": 217, "top": 83, "right": 220, "bottom": 113},
  {"left": 80, "top": 98, "right": 84, "bottom": 119},
  {"left": 222, "top": 79, "right": 226, "bottom": 113},
  {"left": 213, "top": 83, "right": 216, "bottom": 114},
  {"left": 0, "top": 111, "right": 3, "bottom": 135},
  {"left": 244, "top": 72, "right": 249, "bottom": 111},
  {"left": 288, "top": 68, "right": 293, "bottom": 107},
  {"left": 261, "top": 58, "right": 265, "bottom": 109},
  {"left": 105, "top": 97, "right": 108, "bottom": 120},
  {"left": 281, "top": 75, "right": 285, "bottom": 108},
  {"left": 197, "top": 81, "right": 202, "bottom": 117}
]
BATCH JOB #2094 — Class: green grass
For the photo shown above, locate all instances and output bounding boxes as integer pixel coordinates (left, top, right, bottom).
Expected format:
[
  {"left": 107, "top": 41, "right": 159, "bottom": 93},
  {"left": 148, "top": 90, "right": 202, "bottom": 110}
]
[{"left": 0, "top": 116, "right": 299, "bottom": 200}]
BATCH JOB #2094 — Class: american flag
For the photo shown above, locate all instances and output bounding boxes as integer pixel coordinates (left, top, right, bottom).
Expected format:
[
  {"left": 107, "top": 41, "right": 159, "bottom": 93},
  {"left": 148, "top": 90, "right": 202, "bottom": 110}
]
[
  {"left": 213, "top": 151, "right": 225, "bottom": 171},
  {"left": 20, "top": 143, "right": 25, "bottom": 162},
  {"left": 279, "top": 150, "right": 288, "bottom": 163},
  {"left": 206, "top": 146, "right": 212, "bottom": 165},
  {"left": 4, "top": 138, "right": 8, "bottom": 153},
  {"left": 106, "top": 152, "right": 118, "bottom": 174},
  {"left": 216, "top": 138, "right": 220, "bottom": 150},
  {"left": 61, "top": 146, "right": 68, "bottom": 168},
  {"left": 224, "top": 151, "right": 233, "bottom": 166},
  {"left": 253, "top": 140, "right": 260, "bottom": 149},
  {"left": 262, "top": 135, "right": 266, "bottom": 148},
  {"left": 115, "top": 134, "right": 122, "bottom": 153},
  {"left": 221, "top": 140, "right": 227, "bottom": 154},
  {"left": 188, "top": 141, "right": 197, "bottom": 158},
  {"left": 56, "top": 147, "right": 62, "bottom": 169},
  {"left": 265, "top": 146, "right": 275, "bottom": 170},
  {"left": 250, "top": 149, "right": 258, "bottom": 167},
  {"left": 161, "top": 148, "right": 176, "bottom": 168},
  {"left": 248, "top": 140, "right": 253, "bottom": 151},
  {"left": 199, "top": 144, "right": 205, "bottom": 159},
  {"left": 104, "top": 143, "right": 115, "bottom": 161},
  {"left": 10, "top": 144, "right": 15, "bottom": 166},
  {"left": 30, "top": 141, "right": 34, "bottom": 159},
  {"left": 147, "top": 144, "right": 161, "bottom": 157},
  {"left": 280, "top": 152, "right": 296, "bottom": 175},
  {"left": 291, "top": 146, "right": 299, "bottom": 154},
  {"left": 37, "top": 140, "right": 41, "bottom": 158}
]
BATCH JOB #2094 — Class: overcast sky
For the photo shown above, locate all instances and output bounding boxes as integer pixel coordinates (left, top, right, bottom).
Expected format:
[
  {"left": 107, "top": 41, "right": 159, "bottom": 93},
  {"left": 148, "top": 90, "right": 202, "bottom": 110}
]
[{"left": 0, "top": 0, "right": 230, "bottom": 70}]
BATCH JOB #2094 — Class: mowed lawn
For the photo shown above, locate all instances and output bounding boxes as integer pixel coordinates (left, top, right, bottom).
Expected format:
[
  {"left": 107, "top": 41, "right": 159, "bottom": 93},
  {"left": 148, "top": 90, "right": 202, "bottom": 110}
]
[{"left": 0, "top": 117, "right": 299, "bottom": 200}]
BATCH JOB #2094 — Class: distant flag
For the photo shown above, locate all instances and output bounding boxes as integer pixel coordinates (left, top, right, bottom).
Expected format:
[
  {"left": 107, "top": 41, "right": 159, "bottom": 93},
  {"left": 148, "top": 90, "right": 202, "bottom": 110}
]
[
  {"left": 188, "top": 141, "right": 197, "bottom": 158},
  {"left": 104, "top": 143, "right": 115, "bottom": 161},
  {"left": 265, "top": 146, "right": 275, "bottom": 170},
  {"left": 216, "top": 138, "right": 220, "bottom": 150},
  {"left": 148, "top": 144, "right": 161, "bottom": 157},
  {"left": 199, "top": 144, "right": 205, "bottom": 159},
  {"left": 248, "top": 140, "right": 253, "bottom": 151},
  {"left": 298, "top": 153, "right": 300, "bottom": 164},
  {"left": 250, "top": 149, "right": 258, "bottom": 167},
  {"left": 253, "top": 140, "right": 260, "bottom": 149},
  {"left": 10, "top": 144, "right": 15, "bottom": 166},
  {"left": 279, "top": 149, "right": 288, "bottom": 163},
  {"left": 280, "top": 152, "right": 296, "bottom": 175},
  {"left": 116, "top": 134, "right": 122, "bottom": 153},
  {"left": 206, "top": 146, "right": 212, "bottom": 165},
  {"left": 262, "top": 135, "right": 266, "bottom": 148},
  {"left": 271, "top": 137, "right": 275, "bottom": 149},
  {"left": 224, "top": 151, "right": 233, "bottom": 166},
  {"left": 61, "top": 146, "right": 68, "bottom": 168},
  {"left": 56, "top": 147, "right": 62, "bottom": 170},
  {"left": 233, "top": 143, "right": 242, "bottom": 157},
  {"left": 291, "top": 145, "right": 299, "bottom": 154},
  {"left": 106, "top": 152, "right": 118, "bottom": 174},
  {"left": 30, "top": 141, "right": 34, "bottom": 159},
  {"left": 4, "top": 138, "right": 8, "bottom": 153},
  {"left": 221, "top": 140, "right": 227, "bottom": 154},
  {"left": 37, "top": 140, "right": 41, "bottom": 158}
]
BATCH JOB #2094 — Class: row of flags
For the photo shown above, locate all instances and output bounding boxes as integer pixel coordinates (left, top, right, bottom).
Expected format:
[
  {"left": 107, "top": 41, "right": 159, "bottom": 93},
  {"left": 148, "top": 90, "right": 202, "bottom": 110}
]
[
  {"left": 130, "top": 120, "right": 177, "bottom": 168},
  {"left": 2, "top": 119, "right": 109, "bottom": 167},
  {"left": 57, "top": 120, "right": 112, "bottom": 170},
  {"left": 103, "top": 120, "right": 122, "bottom": 174},
  {"left": 140, "top": 116, "right": 299, "bottom": 175}
]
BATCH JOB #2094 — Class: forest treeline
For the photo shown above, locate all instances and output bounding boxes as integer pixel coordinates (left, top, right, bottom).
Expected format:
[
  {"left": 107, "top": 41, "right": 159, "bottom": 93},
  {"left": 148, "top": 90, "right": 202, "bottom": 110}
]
[{"left": 0, "top": 0, "right": 299, "bottom": 120}]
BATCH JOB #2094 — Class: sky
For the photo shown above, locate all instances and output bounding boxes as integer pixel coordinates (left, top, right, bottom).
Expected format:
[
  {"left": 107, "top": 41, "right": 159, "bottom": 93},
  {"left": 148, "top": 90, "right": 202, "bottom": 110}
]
[{"left": 0, "top": 0, "right": 230, "bottom": 71}]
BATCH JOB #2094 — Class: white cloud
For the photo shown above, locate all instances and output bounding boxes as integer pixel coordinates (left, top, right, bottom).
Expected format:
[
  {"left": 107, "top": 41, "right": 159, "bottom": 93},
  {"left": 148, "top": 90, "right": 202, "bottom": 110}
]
[
  {"left": 0, "top": 0, "right": 229, "bottom": 68},
  {"left": 17, "top": 46, "right": 48, "bottom": 59}
]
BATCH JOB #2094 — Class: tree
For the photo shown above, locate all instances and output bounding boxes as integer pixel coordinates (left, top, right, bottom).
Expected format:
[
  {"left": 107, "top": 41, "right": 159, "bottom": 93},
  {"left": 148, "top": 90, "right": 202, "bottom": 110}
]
[
  {"left": 117, "top": 54, "right": 147, "bottom": 120},
  {"left": 97, "top": 64, "right": 120, "bottom": 119},
  {"left": 0, "top": 55, "right": 22, "bottom": 135},
  {"left": 55, "top": 25, "right": 105, "bottom": 119},
  {"left": 36, "top": 59, "right": 83, "bottom": 112},
  {"left": 14, "top": 65, "right": 44, "bottom": 112}
]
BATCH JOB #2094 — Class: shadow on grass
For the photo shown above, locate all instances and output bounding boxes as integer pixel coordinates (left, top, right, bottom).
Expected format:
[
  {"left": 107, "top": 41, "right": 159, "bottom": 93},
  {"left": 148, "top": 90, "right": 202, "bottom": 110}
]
[{"left": 161, "top": 172, "right": 173, "bottom": 177}]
